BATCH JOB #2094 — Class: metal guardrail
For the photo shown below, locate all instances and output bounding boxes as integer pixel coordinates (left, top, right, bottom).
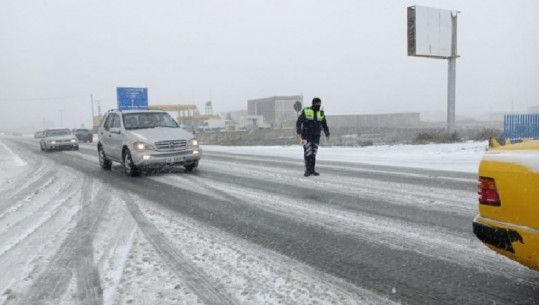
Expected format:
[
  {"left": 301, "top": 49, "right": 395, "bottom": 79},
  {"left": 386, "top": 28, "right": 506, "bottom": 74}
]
[{"left": 504, "top": 113, "right": 539, "bottom": 141}]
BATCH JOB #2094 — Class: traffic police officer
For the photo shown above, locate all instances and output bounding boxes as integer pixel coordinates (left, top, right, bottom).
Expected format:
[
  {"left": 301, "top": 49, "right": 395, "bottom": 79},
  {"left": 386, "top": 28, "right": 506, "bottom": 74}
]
[{"left": 296, "top": 97, "right": 330, "bottom": 176}]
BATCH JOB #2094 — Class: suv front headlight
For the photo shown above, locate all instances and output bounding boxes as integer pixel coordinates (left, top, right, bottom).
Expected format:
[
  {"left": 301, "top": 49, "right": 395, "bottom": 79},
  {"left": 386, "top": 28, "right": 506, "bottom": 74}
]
[
  {"left": 133, "top": 141, "right": 155, "bottom": 151},
  {"left": 188, "top": 139, "right": 199, "bottom": 148}
]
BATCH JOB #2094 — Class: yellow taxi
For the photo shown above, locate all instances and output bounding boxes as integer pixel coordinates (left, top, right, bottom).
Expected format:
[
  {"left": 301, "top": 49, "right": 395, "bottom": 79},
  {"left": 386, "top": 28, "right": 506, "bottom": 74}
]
[{"left": 473, "top": 138, "right": 539, "bottom": 271}]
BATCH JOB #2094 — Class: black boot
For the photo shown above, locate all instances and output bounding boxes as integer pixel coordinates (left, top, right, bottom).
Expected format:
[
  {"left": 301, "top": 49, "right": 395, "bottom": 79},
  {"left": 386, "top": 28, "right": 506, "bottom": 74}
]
[{"left": 311, "top": 158, "right": 319, "bottom": 176}]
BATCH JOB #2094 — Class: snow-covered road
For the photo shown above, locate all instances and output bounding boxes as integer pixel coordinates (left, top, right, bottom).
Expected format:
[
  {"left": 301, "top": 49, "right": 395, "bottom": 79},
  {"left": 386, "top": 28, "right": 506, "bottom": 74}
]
[{"left": 0, "top": 137, "right": 537, "bottom": 305}]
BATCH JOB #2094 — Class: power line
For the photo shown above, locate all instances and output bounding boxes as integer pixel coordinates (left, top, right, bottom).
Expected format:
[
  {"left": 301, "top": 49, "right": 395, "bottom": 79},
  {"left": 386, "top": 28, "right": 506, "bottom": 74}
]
[{"left": 0, "top": 94, "right": 91, "bottom": 102}]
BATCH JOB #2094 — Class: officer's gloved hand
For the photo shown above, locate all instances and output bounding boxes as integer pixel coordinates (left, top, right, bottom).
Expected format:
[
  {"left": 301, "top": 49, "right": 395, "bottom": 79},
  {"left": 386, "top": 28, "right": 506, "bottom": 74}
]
[{"left": 297, "top": 134, "right": 306, "bottom": 145}]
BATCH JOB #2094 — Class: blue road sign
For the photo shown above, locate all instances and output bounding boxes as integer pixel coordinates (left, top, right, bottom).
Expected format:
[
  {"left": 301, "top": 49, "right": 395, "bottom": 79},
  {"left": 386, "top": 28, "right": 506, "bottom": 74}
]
[
  {"left": 116, "top": 87, "right": 148, "bottom": 111},
  {"left": 293, "top": 101, "right": 302, "bottom": 113}
]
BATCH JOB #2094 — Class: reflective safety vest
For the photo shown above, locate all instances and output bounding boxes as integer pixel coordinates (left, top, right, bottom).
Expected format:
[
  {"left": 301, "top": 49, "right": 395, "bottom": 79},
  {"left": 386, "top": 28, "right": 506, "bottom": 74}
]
[{"left": 304, "top": 108, "right": 324, "bottom": 121}]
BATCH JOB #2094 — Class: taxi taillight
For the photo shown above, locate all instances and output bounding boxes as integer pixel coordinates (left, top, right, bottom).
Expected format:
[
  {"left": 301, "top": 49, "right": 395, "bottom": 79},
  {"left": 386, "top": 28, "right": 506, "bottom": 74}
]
[{"left": 478, "top": 177, "right": 501, "bottom": 206}]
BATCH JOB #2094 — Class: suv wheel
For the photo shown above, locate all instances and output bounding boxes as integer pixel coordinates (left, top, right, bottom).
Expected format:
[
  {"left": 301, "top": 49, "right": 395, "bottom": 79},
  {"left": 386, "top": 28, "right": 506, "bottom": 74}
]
[
  {"left": 184, "top": 161, "right": 198, "bottom": 172},
  {"left": 98, "top": 145, "right": 112, "bottom": 170},
  {"left": 123, "top": 149, "right": 140, "bottom": 177}
]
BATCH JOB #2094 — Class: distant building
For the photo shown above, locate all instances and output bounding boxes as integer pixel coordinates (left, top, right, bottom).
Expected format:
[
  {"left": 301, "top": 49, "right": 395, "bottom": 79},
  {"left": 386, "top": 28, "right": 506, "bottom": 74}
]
[
  {"left": 222, "top": 110, "right": 248, "bottom": 122},
  {"left": 238, "top": 115, "right": 271, "bottom": 130},
  {"left": 248, "top": 95, "right": 303, "bottom": 128},
  {"left": 328, "top": 113, "right": 421, "bottom": 129},
  {"left": 528, "top": 105, "right": 539, "bottom": 113}
]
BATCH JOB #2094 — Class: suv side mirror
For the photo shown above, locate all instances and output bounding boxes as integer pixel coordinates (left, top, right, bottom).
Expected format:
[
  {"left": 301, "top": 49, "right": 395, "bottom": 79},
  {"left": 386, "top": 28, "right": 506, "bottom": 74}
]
[{"left": 109, "top": 127, "right": 121, "bottom": 134}]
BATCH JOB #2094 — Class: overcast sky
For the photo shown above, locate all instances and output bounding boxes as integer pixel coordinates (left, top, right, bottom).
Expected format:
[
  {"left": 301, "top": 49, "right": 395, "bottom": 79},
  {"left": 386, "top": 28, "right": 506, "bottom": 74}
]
[{"left": 1, "top": 0, "right": 538, "bottom": 130}]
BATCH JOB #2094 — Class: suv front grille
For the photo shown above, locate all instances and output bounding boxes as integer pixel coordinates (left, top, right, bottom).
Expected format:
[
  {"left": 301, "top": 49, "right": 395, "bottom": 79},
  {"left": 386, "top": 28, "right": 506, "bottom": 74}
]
[{"left": 155, "top": 140, "right": 187, "bottom": 151}]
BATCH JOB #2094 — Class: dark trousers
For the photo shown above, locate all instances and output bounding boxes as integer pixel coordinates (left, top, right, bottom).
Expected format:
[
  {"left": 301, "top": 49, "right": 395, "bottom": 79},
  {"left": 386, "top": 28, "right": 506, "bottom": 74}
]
[{"left": 303, "top": 136, "right": 320, "bottom": 173}]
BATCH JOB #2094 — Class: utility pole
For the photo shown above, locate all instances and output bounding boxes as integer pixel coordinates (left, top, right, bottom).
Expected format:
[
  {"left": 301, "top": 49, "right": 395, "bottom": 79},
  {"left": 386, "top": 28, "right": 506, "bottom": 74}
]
[
  {"left": 90, "top": 94, "right": 95, "bottom": 131},
  {"left": 97, "top": 100, "right": 102, "bottom": 117}
]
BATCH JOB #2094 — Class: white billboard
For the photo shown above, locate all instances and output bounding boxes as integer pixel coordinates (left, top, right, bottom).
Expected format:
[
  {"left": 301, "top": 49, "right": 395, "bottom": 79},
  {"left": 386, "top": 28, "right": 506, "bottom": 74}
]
[{"left": 407, "top": 6, "right": 458, "bottom": 59}]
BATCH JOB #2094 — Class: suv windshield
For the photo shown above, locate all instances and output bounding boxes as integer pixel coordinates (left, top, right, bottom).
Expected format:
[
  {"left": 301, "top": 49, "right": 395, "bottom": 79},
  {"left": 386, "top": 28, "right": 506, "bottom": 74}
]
[{"left": 123, "top": 112, "right": 178, "bottom": 130}]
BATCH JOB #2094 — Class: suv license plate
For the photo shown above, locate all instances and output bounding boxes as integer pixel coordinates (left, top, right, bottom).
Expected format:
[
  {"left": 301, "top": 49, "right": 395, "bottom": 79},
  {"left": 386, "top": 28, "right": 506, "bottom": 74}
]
[{"left": 165, "top": 156, "right": 184, "bottom": 163}]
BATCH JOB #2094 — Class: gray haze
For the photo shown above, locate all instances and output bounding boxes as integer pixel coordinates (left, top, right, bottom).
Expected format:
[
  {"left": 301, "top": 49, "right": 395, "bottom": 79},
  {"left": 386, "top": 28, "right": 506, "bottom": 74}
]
[{"left": 1, "top": 0, "right": 538, "bottom": 131}]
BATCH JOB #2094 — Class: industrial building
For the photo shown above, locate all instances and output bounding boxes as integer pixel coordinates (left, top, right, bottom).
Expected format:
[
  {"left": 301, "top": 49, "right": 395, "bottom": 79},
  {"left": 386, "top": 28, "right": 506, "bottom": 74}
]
[
  {"left": 327, "top": 112, "right": 421, "bottom": 129},
  {"left": 248, "top": 95, "right": 303, "bottom": 128}
]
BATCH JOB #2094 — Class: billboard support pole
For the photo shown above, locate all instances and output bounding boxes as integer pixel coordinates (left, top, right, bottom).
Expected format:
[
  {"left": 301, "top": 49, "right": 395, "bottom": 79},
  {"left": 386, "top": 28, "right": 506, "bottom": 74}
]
[
  {"left": 447, "top": 58, "right": 456, "bottom": 133},
  {"left": 447, "top": 12, "right": 458, "bottom": 134}
]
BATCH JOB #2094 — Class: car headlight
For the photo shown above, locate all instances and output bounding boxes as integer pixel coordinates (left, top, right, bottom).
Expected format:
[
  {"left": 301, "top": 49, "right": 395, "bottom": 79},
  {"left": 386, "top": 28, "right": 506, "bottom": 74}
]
[
  {"left": 71, "top": 139, "right": 77, "bottom": 143},
  {"left": 133, "top": 141, "right": 154, "bottom": 150},
  {"left": 50, "top": 140, "right": 56, "bottom": 144},
  {"left": 188, "top": 139, "right": 199, "bottom": 148}
]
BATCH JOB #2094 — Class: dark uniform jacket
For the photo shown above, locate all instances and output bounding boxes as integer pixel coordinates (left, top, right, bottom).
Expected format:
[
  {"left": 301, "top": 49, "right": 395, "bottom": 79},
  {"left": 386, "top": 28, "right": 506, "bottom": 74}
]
[{"left": 296, "top": 107, "right": 330, "bottom": 139}]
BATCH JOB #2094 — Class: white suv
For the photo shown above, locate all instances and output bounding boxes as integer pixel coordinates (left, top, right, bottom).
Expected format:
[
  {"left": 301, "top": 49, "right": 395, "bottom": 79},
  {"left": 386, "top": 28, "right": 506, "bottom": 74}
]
[{"left": 97, "top": 109, "right": 201, "bottom": 176}]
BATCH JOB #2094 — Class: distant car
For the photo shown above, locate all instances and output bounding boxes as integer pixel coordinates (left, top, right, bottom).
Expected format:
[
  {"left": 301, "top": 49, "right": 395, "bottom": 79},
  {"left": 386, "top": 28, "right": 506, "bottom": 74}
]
[
  {"left": 473, "top": 138, "right": 539, "bottom": 271},
  {"left": 34, "top": 131, "right": 44, "bottom": 138},
  {"left": 73, "top": 128, "right": 93, "bottom": 143},
  {"left": 97, "top": 109, "right": 201, "bottom": 176},
  {"left": 40, "top": 128, "right": 79, "bottom": 151}
]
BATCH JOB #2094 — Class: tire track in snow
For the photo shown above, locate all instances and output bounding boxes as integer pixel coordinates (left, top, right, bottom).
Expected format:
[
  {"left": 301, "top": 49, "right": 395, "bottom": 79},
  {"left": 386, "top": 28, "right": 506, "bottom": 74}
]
[
  {"left": 120, "top": 193, "right": 239, "bottom": 305},
  {"left": 0, "top": 156, "right": 43, "bottom": 193},
  {"left": 16, "top": 178, "right": 111, "bottom": 305},
  {"left": 145, "top": 172, "right": 538, "bottom": 304},
  {"left": 203, "top": 158, "right": 476, "bottom": 214},
  {"left": 135, "top": 193, "right": 399, "bottom": 305},
  {"left": 155, "top": 164, "right": 474, "bottom": 235},
  {"left": 0, "top": 167, "right": 58, "bottom": 216},
  {"left": 74, "top": 183, "right": 114, "bottom": 305},
  {"left": 0, "top": 170, "right": 75, "bottom": 230},
  {"left": 194, "top": 176, "right": 538, "bottom": 284},
  {"left": 0, "top": 175, "right": 78, "bottom": 257},
  {"left": 0, "top": 191, "right": 81, "bottom": 302},
  {"left": 93, "top": 207, "right": 137, "bottom": 305},
  {"left": 0, "top": 139, "right": 54, "bottom": 196}
]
